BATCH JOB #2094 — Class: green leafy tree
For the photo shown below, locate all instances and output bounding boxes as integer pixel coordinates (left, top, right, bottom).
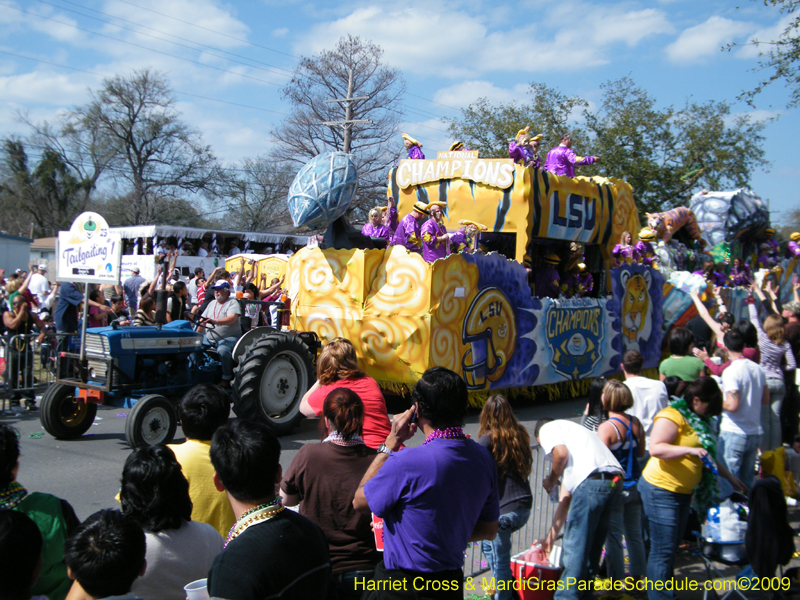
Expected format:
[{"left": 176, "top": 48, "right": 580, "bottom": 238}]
[
  {"left": 447, "top": 83, "right": 588, "bottom": 158},
  {"left": 587, "top": 78, "right": 768, "bottom": 214},
  {"left": 727, "top": 0, "right": 800, "bottom": 108},
  {"left": 449, "top": 78, "right": 768, "bottom": 216},
  {"left": 0, "top": 139, "right": 93, "bottom": 236}
]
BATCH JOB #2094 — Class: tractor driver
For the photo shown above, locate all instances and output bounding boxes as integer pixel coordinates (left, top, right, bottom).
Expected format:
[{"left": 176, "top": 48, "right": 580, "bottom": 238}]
[{"left": 196, "top": 280, "right": 241, "bottom": 388}]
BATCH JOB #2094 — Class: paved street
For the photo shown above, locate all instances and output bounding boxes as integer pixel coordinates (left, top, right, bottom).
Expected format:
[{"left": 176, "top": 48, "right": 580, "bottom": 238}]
[{"left": 3, "top": 392, "right": 586, "bottom": 520}]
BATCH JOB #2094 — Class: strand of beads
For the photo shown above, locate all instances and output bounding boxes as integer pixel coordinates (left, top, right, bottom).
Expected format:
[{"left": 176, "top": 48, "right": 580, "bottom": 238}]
[{"left": 422, "top": 426, "right": 466, "bottom": 445}]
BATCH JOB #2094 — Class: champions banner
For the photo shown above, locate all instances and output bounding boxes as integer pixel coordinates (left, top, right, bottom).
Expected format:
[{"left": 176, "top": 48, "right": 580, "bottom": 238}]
[
  {"left": 529, "top": 296, "right": 622, "bottom": 384},
  {"left": 610, "top": 264, "right": 665, "bottom": 369}
]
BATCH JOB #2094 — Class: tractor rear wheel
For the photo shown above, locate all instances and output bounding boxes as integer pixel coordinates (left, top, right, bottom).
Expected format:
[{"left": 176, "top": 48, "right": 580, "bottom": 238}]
[
  {"left": 40, "top": 384, "right": 98, "bottom": 440},
  {"left": 125, "top": 394, "right": 178, "bottom": 448},
  {"left": 233, "top": 333, "right": 314, "bottom": 436}
]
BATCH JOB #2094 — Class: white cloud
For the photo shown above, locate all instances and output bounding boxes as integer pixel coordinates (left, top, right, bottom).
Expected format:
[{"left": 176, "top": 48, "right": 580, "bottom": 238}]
[
  {"left": 101, "top": 0, "right": 251, "bottom": 50},
  {"left": 665, "top": 16, "right": 753, "bottom": 63},
  {"left": 296, "top": 2, "right": 673, "bottom": 78},
  {"left": 433, "top": 81, "right": 530, "bottom": 108},
  {"left": 735, "top": 14, "right": 796, "bottom": 60},
  {"left": 0, "top": 70, "right": 92, "bottom": 105},
  {"left": 272, "top": 27, "right": 289, "bottom": 38}
]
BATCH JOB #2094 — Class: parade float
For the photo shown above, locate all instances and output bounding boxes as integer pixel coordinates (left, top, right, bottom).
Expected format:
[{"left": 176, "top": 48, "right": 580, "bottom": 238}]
[{"left": 279, "top": 149, "right": 666, "bottom": 404}]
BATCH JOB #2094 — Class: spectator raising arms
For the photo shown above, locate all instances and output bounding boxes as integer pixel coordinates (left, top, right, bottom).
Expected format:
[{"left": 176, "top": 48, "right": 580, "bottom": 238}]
[
  {"left": 749, "top": 283, "right": 797, "bottom": 450},
  {"left": 299, "top": 338, "right": 391, "bottom": 449},
  {"left": 281, "top": 388, "right": 381, "bottom": 600},
  {"left": 477, "top": 395, "right": 533, "bottom": 600}
]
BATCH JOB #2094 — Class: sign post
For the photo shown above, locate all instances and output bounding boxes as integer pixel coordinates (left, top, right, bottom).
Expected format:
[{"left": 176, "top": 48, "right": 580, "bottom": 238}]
[{"left": 56, "top": 212, "right": 122, "bottom": 367}]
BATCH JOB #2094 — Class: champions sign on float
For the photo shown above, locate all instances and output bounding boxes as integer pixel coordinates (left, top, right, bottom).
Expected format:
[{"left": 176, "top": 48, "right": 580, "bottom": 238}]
[
  {"left": 57, "top": 212, "right": 122, "bottom": 284},
  {"left": 284, "top": 151, "right": 661, "bottom": 394}
]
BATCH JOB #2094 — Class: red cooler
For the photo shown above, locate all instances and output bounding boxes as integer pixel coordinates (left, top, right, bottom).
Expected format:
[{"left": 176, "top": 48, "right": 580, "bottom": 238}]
[{"left": 511, "top": 552, "right": 564, "bottom": 600}]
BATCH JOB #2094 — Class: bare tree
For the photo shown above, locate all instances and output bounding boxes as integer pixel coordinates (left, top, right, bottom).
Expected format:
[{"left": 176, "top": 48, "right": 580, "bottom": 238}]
[
  {"left": 272, "top": 35, "right": 405, "bottom": 217},
  {"left": 211, "top": 156, "right": 294, "bottom": 231},
  {"left": 78, "top": 68, "right": 217, "bottom": 224}
]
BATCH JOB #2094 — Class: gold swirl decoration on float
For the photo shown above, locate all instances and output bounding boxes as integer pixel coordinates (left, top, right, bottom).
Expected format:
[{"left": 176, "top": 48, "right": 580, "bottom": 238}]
[
  {"left": 429, "top": 256, "right": 480, "bottom": 373},
  {"left": 359, "top": 316, "right": 431, "bottom": 384},
  {"left": 607, "top": 177, "right": 639, "bottom": 244},
  {"left": 365, "top": 246, "right": 430, "bottom": 316}
]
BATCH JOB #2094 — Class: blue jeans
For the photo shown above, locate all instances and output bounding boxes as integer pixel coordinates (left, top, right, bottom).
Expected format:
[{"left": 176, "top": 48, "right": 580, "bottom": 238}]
[
  {"left": 206, "top": 335, "right": 239, "bottom": 381},
  {"left": 605, "top": 483, "right": 646, "bottom": 580},
  {"left": 639, "top": 479, "right": 692, "bottom": 600},
  {"left": 481, "top": 508, "right": 531, "bottom": 600},
  {"left": 762, "top": 378, "right": 785, "bottom": 450},
  {"left": 718, "top": 430, "right": 760, "bottom": 496},
  {"left": 555, "top": 477, "right": 622, "bottom": 600}
]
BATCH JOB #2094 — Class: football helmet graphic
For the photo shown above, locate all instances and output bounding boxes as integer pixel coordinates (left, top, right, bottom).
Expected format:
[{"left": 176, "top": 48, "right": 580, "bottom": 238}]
[{"left": 461, "top": 287, "right": 518, "bottom": 390}]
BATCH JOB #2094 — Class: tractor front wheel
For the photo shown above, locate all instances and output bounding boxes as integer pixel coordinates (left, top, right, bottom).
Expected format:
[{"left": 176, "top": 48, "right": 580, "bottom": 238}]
[
  {"left": 40, "top": 384, "right": 98, "bottom": 440},
  {"left": 125, "top": 394, "right": 178, "bottom": 448},
  {"left": 233, "top": 333, "right": 314, "bottom": 436}
]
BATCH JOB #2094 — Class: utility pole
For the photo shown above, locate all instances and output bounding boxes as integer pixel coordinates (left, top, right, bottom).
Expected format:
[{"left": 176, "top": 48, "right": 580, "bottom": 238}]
[{"left": 324, "top": 67, "right": 372, "bottom": 153}]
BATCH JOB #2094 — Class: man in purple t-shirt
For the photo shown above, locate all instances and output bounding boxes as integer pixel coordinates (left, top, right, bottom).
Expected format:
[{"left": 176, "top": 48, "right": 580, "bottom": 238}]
[{"left": 354, "top": 367, "right": 499, "bottom": 599}]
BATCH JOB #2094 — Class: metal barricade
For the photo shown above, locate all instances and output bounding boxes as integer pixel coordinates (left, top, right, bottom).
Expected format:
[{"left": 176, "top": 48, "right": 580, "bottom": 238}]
[
  {"left": 1, "top": 332, "right": 78, "bottom": 407},
  {"left": 463, "top": 444, "right": 558, "bottom": 579}
]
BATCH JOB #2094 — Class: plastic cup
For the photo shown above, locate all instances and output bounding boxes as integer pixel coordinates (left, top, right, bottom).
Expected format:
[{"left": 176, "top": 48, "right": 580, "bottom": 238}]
[{"left": 184, "top": 578, "right": 209, "bottom": 600}]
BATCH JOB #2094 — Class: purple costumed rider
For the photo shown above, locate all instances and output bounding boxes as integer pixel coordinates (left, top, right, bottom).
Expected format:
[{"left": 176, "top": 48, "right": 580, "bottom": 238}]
[
  {"left": 402, "top": 133, "right": 425, "bottom": 160},
  {"left": 362, "top": 196, "right": 397, "bottom": 241},
  {"left": 534, "top": 253, "right": 562, "bottom": 298},
  {"left": 544, "top": 133, "right": 597, "bottom": 177},
  {"left": 391, "top": 201, "right": 429, "bottom": 253},
  {"left": 788, "top": 232, "right": 800, "bottom": 259},
  {"left": 729, "top": 258, "right": 752, "bottom": 287},
  {"left": 508, "top": 126, "right": 543, "bottom": 169},
  {"left": 421, "top": 201, "right": 450, "bottom": 263},
  {"left": 635, "top": 228, "right": 658, "bottom": 268},
  {"left": 450, "top": 220, "right": 487, "bottom": 254}
]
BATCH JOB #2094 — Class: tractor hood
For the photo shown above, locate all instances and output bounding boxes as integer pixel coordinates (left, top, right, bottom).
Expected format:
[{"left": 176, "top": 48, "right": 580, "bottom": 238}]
[{"left": 85, "top": 321, "right": 204, "bottom": 357}]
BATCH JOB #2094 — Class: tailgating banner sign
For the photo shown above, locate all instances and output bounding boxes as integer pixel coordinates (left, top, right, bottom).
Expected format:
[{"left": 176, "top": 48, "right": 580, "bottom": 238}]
[{"left": 57, "top": 212, "right": 122, "bottom": 284}]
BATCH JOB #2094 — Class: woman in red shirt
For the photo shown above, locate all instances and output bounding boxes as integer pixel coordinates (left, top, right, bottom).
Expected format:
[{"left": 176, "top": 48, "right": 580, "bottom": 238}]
[{"left": 299, "top": 338, "right": 391, "bottom": 449}]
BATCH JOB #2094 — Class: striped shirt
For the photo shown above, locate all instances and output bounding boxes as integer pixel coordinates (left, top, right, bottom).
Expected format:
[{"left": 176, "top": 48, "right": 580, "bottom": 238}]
[{"left": 749, "top": 304, "right": 797, "bottom": 380}]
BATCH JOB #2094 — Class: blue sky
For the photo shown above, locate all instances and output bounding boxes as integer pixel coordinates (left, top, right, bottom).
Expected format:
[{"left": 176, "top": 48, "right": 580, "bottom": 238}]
[{"left": 0, "top": 0, "right": 797, "bottom": 220}]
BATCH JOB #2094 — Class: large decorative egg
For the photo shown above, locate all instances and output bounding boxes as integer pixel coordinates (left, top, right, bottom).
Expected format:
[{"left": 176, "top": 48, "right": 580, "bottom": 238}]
[{"left": 288, "top": 152, "right": 358, "bottom": 229}]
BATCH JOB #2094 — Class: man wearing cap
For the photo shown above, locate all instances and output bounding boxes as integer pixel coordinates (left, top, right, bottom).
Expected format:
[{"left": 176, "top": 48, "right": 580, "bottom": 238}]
[
  {"left": 421, "top": 201, "right": 450, "bottom": 263},
  {"left": 198, "top": 280, "right": 241, "bottom": 387},
  {"left": 787, "top": 232, "right": 800, "bottom": 259},
  {"left": 123, "top": 267, "right": 146, "bottom": 313},
  {"left": 402, "top": 133, "right": 424, "bottom": 160},
  {"left": 391, "top": 202, "right": 429, "bottom": 253},
  {"left": 28, "top": 264, "right": 50, "bottom": 308},
  {"left": 228, "top": 239, "right": 241, "bottom": 256},
  {"left": 544, "top": 133, "right": 598, "bottom": 178},
  {"left": 450, "top": 220, "right": 486, "bottom": 254},
  {"left": 635, "top": 228, "right": 658, "bottom": 268}
]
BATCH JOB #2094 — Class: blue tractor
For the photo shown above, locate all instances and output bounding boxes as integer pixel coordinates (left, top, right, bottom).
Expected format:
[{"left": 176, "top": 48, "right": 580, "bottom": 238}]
[{"left": 39, "top": 318, "right": 320, "bottom": 447}]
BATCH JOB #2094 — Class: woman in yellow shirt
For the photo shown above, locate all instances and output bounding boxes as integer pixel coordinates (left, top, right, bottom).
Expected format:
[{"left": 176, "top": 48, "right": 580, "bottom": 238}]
[{"left": 639, "top": 377, "right": 746, "bottom": 600}]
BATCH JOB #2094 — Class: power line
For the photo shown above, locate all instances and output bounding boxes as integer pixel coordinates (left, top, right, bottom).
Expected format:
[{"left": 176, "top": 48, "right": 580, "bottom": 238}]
[
  {"left": 111, "top": 0, "right": 297, "bottom": 59},
  {"left": 0, "top": 2, "right": 284, "bottom": 87},
  {"left": 0, "top": 49, "right": 287, "bottom": 116},
  {"left": 38, "top": 0, "right": 296, "bottom": 80}
]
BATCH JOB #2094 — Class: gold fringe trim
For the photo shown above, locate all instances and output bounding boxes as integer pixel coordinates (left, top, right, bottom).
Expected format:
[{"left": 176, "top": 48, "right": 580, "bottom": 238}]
[{"left": 378, "top": 368, "right": 661, "bottom": 409}]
